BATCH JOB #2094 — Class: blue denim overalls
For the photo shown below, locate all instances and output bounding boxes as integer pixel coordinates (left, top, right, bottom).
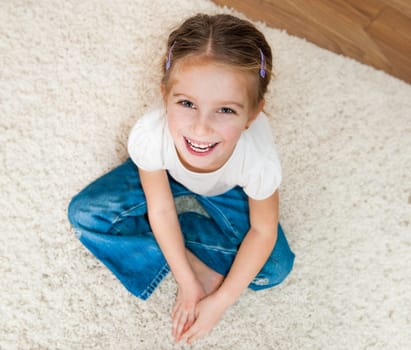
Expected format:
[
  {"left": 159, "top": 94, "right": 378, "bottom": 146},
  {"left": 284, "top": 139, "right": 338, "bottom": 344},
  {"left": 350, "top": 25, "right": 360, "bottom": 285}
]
[{"left": 68, "top": 159, "right": 294, "bottom": 300}]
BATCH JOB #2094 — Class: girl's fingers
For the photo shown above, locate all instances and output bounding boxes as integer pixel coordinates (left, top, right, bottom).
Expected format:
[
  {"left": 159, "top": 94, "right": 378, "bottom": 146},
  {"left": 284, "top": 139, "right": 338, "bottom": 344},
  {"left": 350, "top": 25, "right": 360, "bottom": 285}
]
[
  {"left": 176, "top": 317, "right": 185, "bottom": 340},
  {"left": 172, "top": 310, "right": 181, "bottom": 338},
  {"left": 173, "top": 309, "right": 198, "bottom": 342},
  {"left": 186, "top": 311, "right": 195, "bottom": 330},
  {"left": 183, "top": 325, "right": 202, "bottom": 345},
  {"left": 171, "top": 302, "right": 179, "bottom": 319},
  {"left": 172, "top": 310, "right": 187, "bottom": 341}
]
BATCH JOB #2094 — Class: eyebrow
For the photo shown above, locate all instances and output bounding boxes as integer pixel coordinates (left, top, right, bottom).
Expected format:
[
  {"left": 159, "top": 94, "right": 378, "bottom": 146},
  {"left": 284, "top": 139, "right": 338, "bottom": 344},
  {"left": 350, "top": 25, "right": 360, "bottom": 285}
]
[{"left": 172, "top": 93, "right": 245, "bottom": 109}]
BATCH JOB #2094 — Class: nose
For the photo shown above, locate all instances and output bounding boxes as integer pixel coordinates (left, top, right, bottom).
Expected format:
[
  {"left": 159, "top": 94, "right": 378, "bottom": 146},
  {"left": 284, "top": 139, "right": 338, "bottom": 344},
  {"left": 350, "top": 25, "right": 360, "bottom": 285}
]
[{"left": 193, "top": 111, "right": 212, "bottom": 137}]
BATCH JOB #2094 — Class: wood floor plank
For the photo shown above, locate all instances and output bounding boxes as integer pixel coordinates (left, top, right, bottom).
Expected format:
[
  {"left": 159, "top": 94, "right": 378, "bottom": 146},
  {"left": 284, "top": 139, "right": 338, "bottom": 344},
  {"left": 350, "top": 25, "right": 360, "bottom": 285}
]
[
  {"left": 366, "top": 6, "right": 411, "bottom": 81},
  {"left": 211, "top": 0, "right": 411, "bottom": 83},
  {"left": 380, "top": 0, "right": 411, "bottom": 18},
  {"left": 367, "top": 6, "right": 411, "bottom": 57},
  {"left": 342, "top": 0, "right": 385, "bottom": 20}
]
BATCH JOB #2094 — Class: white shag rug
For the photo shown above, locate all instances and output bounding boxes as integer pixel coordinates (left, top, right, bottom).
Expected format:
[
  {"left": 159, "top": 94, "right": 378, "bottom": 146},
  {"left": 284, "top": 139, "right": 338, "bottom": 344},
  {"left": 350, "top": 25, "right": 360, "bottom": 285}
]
[{"left": 1, "top": 1, "right": 410, "bottom": 349}]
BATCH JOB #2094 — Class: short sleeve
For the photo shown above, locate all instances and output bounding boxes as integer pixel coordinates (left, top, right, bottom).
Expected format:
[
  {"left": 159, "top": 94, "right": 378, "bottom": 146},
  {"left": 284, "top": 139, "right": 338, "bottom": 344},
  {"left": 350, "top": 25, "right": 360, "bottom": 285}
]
[
  {"left": 240, "top": 113, "right": 282, "bottom": 200},
  {"left": 127, "top": 108, "right": 166, "bottom": 171},
  {"left": 243, "top": 148, "right": 282, "bottom": 200}
]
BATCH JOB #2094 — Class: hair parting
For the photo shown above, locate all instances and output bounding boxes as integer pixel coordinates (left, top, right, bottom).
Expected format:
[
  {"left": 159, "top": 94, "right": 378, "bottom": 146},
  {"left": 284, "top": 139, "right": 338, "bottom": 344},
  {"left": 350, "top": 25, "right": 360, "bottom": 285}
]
[{"left": 161, "top": 14, "right": 273, "bottom": 109}]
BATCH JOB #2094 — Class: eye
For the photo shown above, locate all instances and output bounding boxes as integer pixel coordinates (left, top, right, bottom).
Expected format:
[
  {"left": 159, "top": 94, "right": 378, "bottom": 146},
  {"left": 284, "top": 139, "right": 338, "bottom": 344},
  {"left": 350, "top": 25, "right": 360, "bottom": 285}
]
[
  {"left": 218, "top": 107, "right": 236, "bottom": 114},
  {"left": 178, "top": 100, "right": 195, "bottom": 109}
]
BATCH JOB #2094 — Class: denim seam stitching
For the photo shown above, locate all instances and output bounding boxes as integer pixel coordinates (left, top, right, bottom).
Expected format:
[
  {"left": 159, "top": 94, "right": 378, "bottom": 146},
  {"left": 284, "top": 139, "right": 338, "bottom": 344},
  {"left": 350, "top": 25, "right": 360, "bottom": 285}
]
[
  {"left": 112, "top": 202, "right": 147, "bottom": 224},
  {"left": 139, "top": 263, "right": 170, "bottom": 300},
  {"left": 110, "top": 190, "right": 196, "bottom": 228},
  {"left": 185, "top": 240, "right": 237, "bottom": 254},
  {"left": 200, "top": 197, "right": 238, "bottom": 235}
]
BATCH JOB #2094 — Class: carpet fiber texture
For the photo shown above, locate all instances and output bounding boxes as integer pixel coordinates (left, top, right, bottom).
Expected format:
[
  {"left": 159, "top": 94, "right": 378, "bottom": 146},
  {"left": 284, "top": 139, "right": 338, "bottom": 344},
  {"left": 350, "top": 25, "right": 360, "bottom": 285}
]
[{"left": 1, "top": 1, "right": 410, "bottom": 349}]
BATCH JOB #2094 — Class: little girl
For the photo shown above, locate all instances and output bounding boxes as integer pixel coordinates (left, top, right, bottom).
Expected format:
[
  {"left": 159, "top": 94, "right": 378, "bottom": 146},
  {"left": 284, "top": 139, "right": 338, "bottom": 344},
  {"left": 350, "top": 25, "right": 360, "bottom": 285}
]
[{"left": 68, "top": 13, "right": 294, "bottom": 344}]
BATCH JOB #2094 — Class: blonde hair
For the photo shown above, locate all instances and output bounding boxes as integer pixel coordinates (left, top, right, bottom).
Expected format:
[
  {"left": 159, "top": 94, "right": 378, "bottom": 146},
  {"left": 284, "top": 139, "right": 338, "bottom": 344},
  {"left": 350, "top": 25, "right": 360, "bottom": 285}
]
[{"left": 161, "top": 14, "right": 273, "bottom": 110}]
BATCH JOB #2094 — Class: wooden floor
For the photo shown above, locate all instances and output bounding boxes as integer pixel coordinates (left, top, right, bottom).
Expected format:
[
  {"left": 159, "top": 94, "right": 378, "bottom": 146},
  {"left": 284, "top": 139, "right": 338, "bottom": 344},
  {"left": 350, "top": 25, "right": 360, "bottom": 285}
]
[{"left": 212, "top": 0, "right": 411, "bottom": 84}]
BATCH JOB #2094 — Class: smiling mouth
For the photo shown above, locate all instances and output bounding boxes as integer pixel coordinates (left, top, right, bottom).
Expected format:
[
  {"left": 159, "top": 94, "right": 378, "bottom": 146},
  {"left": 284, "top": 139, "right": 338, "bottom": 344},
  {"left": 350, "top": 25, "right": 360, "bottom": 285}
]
[{"left": 184, "top": 137, "right": 219, "bottom": 153}]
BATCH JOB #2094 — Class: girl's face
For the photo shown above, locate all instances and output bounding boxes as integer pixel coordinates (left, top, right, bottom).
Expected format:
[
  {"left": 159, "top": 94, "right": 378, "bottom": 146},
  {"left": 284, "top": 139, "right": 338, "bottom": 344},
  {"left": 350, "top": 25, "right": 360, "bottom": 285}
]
[{"left": 163, "top": 60, "right": 263, "bottom": 173}]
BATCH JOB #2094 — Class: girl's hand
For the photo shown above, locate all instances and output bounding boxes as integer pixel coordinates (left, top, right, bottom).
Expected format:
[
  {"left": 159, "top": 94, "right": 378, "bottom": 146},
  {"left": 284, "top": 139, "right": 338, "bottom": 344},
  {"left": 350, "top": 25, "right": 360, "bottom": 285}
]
[
  {"left": 172, "top": 281, "right": 206, "bottom": 342},
  {"left": 181, "top": 292, "right": 229, "bottom": 345}
]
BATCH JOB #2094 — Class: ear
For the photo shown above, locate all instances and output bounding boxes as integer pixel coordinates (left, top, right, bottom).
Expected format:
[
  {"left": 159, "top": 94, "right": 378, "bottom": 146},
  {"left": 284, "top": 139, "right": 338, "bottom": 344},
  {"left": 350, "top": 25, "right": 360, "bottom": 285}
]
[{"left": 246, "top": 99, "right": 265, "bottom": 129}]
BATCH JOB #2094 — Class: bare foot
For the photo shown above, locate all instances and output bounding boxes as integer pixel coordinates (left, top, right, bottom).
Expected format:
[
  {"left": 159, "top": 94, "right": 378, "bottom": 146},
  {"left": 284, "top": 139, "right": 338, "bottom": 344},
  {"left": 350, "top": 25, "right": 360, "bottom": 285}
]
[{"left": 186, "top": 250, "right": 224, "bottom": 295}]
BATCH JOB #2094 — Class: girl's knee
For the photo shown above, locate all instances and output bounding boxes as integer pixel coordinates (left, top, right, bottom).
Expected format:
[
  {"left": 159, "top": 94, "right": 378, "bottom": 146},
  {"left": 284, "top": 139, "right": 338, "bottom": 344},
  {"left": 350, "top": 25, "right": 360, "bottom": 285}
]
[
  {"left": 67, "top": 188, "right": 99, "bottom": 232},
  {"left": 249, "top": 249, "right": 295, "bottom": 291},
  {"left": 67, "top": 192, "right": 86, "bottom": 229},
  {"left": 274, "top": 249, "right": 295, "bottom": 284}
]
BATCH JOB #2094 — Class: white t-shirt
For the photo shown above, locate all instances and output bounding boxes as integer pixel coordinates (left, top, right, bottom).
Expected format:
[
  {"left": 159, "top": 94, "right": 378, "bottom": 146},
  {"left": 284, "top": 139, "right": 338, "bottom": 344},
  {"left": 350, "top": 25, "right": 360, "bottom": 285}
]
[{"left": 128, "top": 108, "right": 282, "bottom": 200}]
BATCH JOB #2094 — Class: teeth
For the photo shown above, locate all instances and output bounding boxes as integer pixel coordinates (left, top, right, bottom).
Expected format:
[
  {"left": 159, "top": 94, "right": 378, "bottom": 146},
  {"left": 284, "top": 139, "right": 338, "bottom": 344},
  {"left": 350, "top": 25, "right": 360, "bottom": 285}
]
[{"left": 185, "top": 138, "right": 217, "bottom": 152}]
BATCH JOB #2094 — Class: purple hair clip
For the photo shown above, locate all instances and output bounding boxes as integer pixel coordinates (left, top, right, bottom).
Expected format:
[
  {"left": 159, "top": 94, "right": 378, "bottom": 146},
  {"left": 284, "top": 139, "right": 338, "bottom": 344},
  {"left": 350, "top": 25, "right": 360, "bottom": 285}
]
[
  {"left": 259, "top": 48, "right": 266, "bottom": 78},
  {"left": 165, "top": 41, "right": 176, "bottom": 71}
]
